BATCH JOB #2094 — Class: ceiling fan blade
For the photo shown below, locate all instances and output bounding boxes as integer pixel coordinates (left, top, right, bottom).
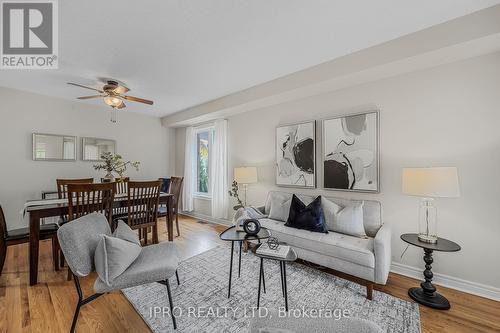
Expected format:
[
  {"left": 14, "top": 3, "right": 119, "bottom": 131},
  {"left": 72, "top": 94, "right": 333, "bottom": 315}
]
[
  {"left": 67, "top": 82, "right": 104, "bottom": 93},
  {"left": 117, "top": 101, "right": 126, "bottom": 109},
  {"left": 77, "top": 95, "right": 104, "bottom": 100},
  {"left": 122, "top": 95, "right": 154, "bottom": 105}
]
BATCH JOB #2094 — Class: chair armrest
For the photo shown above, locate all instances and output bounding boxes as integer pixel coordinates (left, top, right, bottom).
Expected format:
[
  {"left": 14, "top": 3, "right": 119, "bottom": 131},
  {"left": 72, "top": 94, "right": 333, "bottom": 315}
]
[{"left": 373, "top": 224, "right": 392, "bottom": 285}]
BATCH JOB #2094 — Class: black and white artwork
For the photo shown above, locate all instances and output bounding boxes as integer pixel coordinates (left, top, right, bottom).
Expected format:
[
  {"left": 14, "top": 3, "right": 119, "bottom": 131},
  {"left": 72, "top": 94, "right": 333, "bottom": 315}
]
[
  {"left": 276, "top": 121, "right": 316, "bottom": 188},
  {"left": 323, "top": 111, "right": 379, "bottom": 192}
]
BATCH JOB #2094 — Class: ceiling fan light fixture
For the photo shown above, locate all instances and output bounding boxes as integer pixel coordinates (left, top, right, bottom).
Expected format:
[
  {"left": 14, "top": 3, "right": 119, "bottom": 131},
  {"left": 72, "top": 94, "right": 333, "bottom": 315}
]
[{"left": 104, "top": 96, "right": 122, "bottom": 107}]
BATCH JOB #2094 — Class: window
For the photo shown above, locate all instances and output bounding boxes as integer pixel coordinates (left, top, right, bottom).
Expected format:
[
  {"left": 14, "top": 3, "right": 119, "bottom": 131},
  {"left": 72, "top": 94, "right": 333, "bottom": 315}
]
[{"left": 196, "top": 128, "right": 213, "bottom": 196}]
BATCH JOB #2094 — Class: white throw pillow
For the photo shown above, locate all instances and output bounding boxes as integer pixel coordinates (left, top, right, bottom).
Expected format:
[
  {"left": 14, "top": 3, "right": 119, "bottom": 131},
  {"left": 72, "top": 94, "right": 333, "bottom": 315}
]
[
  {"left": 113, "top": 220, "right": 141, "bottom": 246},
  {"left": 321, "top": 197, "right": 343, "bottom": 231},
  {"left": 94, "top": 235, "right": 142, "bottom": 286},
  {"left": 268, "top": 198, "right": 292, "bottom": 222},
  {"left": 332, "top": 201, "right": 367, "bottom": 238}
]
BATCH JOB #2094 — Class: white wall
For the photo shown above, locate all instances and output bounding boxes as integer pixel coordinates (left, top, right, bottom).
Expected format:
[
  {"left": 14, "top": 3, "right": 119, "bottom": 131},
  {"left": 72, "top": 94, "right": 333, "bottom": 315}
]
[
  {"left": 0, "top": 87, "right": 174, "bottom": 228},
  {"left": 175, "top": 51, "right": 500, "bottom": 290}
]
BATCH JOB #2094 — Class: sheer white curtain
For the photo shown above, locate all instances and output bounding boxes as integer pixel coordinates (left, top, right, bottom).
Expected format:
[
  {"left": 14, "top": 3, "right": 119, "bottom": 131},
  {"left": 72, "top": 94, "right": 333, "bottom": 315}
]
[
  {"left": 182, "top": 126, "right": 196, "bottom": 212},
  {"left": 210, "top": 119, "right": 228, "bottom": 219}
]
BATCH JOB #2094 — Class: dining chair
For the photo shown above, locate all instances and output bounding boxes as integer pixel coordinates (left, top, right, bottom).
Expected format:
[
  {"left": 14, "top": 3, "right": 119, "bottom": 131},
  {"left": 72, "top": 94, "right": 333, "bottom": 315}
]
[
  {"left": 158, "top": 176, "right": 183, "bottom": 237},
  {"left": 126, "top": 180, "right": 161, "bottom": 245},
  {"left": 57, "top": 178, "right": 95, "bottom": 199},
  {"left": 67, "top": 183, "right": 115, "bottom": 223},
  {"left": 0, "top": 204, "right": 59, "bottom": 274},
  {"left": 110, "top": 178, "right": 130, "bottom": 221},
  {"left": 159, "top": 177, "right": 170, "bottom": 193}
]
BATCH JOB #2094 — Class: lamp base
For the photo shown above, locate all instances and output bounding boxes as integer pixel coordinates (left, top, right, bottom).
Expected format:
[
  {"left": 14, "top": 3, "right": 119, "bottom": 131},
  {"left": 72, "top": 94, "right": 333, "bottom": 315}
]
[{"left": 418, "top": 233, "right": 438, "bottom": 244}]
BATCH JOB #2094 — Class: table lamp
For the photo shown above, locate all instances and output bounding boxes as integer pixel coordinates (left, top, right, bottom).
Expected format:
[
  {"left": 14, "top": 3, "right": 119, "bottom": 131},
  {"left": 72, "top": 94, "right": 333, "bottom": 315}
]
[
  {"left": 234, "top": 167, "right": 258, "bottom": 206},
  {"left": 402, "top": 167, "right": 460, "bottom": 243}
]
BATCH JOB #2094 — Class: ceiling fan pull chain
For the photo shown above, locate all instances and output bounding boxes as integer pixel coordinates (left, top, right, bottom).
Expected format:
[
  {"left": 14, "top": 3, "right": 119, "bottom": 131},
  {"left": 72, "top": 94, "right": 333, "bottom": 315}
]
[{"left": 110, "top": 107, "right": 117, "bottom": 123}]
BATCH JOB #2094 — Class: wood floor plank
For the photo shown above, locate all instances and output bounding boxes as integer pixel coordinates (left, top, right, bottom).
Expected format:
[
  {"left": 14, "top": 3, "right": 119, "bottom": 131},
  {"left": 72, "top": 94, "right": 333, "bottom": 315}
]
[{"left": 0, "top": 215, "right": 499, "bottom": 333}]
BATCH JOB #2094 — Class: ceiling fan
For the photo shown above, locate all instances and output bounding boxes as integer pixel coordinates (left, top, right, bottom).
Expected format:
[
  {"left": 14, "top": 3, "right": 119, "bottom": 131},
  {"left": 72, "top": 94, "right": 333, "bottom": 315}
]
[{"left": 67, "top": 80, "right": 154, "bottom": 121}]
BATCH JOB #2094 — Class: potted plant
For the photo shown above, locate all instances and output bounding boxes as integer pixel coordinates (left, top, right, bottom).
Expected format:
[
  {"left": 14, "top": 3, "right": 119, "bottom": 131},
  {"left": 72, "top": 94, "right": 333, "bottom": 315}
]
[{"left": 93, "top": 152, "right": 140, "bottom": 182}]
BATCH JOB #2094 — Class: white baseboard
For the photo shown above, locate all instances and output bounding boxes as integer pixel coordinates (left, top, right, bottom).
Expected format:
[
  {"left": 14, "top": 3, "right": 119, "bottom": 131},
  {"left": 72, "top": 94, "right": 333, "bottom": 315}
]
[
  {"left": 391, "top": 262, "right": 500, "bottom": 302},
  {"left": 179, "top": 211, "right": 232, "bottom": 227}
]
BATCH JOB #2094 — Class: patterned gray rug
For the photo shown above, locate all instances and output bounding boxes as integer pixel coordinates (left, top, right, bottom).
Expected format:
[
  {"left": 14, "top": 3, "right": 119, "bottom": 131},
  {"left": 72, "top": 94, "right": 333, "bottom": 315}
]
[{"left": 122, "top": 246, "right": 420, "bottom": 333}]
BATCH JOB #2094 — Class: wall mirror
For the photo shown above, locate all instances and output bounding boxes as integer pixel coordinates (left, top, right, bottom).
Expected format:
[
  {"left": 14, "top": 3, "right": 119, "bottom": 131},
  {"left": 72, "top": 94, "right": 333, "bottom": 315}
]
[
  {"left": 32, "top": 133, "right": 77, "bottom": 161},
  {"left": 82, "top": 137, "right": 116, "bottom": 161}
]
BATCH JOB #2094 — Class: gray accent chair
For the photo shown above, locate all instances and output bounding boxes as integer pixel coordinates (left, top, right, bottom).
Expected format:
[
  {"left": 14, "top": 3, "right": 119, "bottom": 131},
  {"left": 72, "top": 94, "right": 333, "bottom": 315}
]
[
  {"left": 57, "top": 212, "right": 179, "bottom": 333},
  {"left": 257, "top": 191, "right": 391, "bottom": 300}
]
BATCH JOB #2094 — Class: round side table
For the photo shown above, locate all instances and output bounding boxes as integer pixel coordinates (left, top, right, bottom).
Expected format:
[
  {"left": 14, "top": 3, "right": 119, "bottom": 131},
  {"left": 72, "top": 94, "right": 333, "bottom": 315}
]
[{"left": 401, "top": 233, "right": 461, "bottom": 310}]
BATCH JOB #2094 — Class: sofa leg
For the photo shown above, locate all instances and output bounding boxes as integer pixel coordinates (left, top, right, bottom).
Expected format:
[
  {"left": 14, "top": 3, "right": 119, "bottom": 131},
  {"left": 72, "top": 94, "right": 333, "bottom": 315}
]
[{"left": 366, "top": 283, "right": 373, "bottom": 300}]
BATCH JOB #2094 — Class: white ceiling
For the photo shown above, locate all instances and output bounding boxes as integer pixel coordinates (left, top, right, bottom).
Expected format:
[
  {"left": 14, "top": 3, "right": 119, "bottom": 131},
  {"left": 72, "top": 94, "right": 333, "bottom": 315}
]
[{"left": 1, "top": 0, "right": 499, "bottom": 117}]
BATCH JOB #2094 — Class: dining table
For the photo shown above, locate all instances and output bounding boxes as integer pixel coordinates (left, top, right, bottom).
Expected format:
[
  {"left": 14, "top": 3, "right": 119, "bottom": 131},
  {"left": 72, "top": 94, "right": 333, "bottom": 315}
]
[{"left": 24, "top": 192, "right": 174, "bottom": 286}]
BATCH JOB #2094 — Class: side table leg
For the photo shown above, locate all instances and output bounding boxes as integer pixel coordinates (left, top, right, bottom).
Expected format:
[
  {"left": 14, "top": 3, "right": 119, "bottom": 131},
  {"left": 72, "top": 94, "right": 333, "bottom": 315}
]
[
  {"left": 283, "top": 261, "right": 288, "bottom": 311},
  {"left": 408, "top": 248, "right": 451, "bottom": 310},
  {"left": 238, "top": 241, "right": 242, "bottom": 278},
  {"left": 257, "top": 257, "right": 263, "bottom": 308},
  {"left": 228, "top": 241, "right": 234, "bottom": 298}
]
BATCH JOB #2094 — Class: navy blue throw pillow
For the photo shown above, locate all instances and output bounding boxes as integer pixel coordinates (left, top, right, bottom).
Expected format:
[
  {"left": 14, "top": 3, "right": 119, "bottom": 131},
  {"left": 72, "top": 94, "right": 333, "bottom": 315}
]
[{"left": 285, "top": 195, "right": 328, "bottom": 233}]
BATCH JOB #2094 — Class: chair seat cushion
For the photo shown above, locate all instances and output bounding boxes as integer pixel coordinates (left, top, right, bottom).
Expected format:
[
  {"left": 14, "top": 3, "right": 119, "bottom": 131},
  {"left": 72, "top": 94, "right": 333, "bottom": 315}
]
[
  {"left": 6, "top": 223, "right": 58, "bottom": 241},
  {"left": 158, "top": 206, "right": 176, "bottom": 216},
  {"left": 94, "top": 242, "right": 179, "bottom": 293},
  {"left": 260, "top": 218, "right": 375, "bottom": 268}
]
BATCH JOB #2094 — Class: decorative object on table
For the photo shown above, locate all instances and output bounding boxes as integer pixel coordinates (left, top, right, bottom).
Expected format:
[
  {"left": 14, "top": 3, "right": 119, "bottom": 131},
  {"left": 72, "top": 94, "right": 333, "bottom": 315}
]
[
  {"left": 234, "top": 167, "right": 258, "bottom": 206},
  {"left": 322, "top": 111, "right": 379, "bottom": 192},
  {"left": 276, "top": 121, "right": 316, "bottom": 188},
  {"left": 93, "top": 152, "right": 140, "bottom": 182},
  {"left": 81, "top": 137, "right": 116, "bottom": 161},
  {"left": 402, "top": 167, "right": 460, "bottom": 243},
  {"left": 228, "top": 180, "right": 244, "bottom": 210},
  {"left": 242, "top": 218, "right": 261, "bottom": 236},
  {"left": 285, "top": 195, "right": 328, "bottom": 233},
  {"left": 233, "top": 206, "right": 267, "bottom": 232},
  {"left": 267, "top": 236, "right": 279, "bottom": 250},
  {"left": 220, "top": 225, "right": 271, "bottom": 298},
  {"left": 401, "top": 233, "right": 461, "bottom": 310},
  {"left": 256, "top": 241, "right": 291, "bottom": 259}
]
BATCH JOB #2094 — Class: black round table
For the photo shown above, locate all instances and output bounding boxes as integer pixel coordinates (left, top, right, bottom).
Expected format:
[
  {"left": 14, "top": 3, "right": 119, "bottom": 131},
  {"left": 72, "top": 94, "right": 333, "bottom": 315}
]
[
  {"left": 401, "top": 233, "right": 461, "bottom": 310},
  {"left": 220, "top": 226, "right": 270, "bottom": 298}
]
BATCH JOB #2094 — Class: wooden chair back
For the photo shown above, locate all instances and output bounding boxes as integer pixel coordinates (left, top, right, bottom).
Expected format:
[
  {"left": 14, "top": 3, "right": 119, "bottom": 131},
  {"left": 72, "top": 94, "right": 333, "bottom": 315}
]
[
  {"left": 67, "top": 183, "right": 115, "bottom": 223},
  {"left": 114, "top": 177, "right": 130, "bottom": 195},
  {"left": 127, "top": 180, "right": 161, "bottom": 229},
  {"left": 56, "top": 178, "right": 94, "bottom": 199},
  {"left": 168, "top": 177, "right": 184, "bottom": 208}
]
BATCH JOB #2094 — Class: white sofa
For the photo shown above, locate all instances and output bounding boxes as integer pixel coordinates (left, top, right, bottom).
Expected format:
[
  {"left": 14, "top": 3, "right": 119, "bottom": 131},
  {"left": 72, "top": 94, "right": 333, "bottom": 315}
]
[{"left": 256, "top": 191, "right": 391, "bottom": 299}]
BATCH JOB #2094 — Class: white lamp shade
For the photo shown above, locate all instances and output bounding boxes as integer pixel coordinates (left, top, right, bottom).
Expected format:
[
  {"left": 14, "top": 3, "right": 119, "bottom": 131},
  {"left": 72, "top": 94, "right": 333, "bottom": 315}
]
[
  {"left": 402, "top": 167, "right": 460, "bottom": 198},
  {"left": 234, "top": 167, "right": 258, "bottom": 184}
]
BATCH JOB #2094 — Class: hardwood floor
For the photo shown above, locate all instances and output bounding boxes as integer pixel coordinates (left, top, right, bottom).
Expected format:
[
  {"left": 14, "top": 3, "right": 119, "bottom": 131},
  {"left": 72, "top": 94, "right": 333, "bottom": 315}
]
[{"left": 0, "top": 215, "right": 499, "bottom": 332}]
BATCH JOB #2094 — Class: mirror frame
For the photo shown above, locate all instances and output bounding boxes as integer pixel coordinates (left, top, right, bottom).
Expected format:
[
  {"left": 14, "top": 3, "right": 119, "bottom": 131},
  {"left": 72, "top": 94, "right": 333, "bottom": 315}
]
[
  {"left": 81, "top": 137, "right": 117, "bottom": 162},
  {"left": 32, "top": 133, "right": 77, "bottom": 161}
]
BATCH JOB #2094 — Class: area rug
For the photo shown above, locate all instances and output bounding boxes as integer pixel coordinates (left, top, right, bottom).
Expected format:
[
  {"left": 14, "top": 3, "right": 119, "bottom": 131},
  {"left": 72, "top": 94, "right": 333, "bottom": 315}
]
[{"left": 122, "top": 246, "right": 420, "bottom": 333}]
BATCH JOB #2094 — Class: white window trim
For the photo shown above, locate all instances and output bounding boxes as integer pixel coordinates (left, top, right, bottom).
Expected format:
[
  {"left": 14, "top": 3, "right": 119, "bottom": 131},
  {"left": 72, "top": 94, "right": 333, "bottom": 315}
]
[{"left": 194, "top": 125, "right": 214, "bottom": 198}]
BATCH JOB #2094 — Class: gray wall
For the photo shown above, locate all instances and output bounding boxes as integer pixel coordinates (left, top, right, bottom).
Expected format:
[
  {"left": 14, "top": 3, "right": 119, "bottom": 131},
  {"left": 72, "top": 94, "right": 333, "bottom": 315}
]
[{"left": 175, "top": 51, "right": 500, "bottom": 290}]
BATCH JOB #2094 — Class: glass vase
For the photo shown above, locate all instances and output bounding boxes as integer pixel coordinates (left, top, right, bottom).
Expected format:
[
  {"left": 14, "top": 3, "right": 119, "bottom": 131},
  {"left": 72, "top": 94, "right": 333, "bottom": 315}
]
[{"left": 418, "top": 198, "right": 437, "bottom": 243}]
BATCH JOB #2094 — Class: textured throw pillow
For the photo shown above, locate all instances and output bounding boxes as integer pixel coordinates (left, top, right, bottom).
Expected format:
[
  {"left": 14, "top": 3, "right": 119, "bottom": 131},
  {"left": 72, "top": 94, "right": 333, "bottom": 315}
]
[
  {"left": 94, "top": 235, "right": 141, "bottom": 286},
  {"left": 332, "top": 201, "right": 367, "bottom": 238},
  {"left": 285, "top": 195, "right": 328, "bottom": 233},
  {"left": 321, "top": 197, "right": 343, "bottom": 231},
  {"left": 113, "top": 220, "right": 141, "bottom": 246},
  {"left": 268, "top": 198, "right": 292, "bottom": 222}
]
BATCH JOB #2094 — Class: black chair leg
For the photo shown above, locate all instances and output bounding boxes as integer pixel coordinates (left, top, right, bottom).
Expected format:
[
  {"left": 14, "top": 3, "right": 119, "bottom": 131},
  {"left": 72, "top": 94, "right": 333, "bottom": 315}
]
[
  {"left": 165, "top": 279, "right": 177, "bottom": 330},
  {"left": 70, "top": 274, "right": 84, "bottom": 333},
  {"left": 175, "top": 270, "right": 180, "bottom": 286}
]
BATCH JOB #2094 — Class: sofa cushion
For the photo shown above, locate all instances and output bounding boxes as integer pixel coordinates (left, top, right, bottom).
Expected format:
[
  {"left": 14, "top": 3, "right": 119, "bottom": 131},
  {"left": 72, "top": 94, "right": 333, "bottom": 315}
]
[
  {"left": 264, "top": 191, "right": 382, "bottom": 237},
  {"left": 332, "top": 201, "right": 367, "bottom": 238},
  {"left": 285, "top": 195, "right": 328, "bottom": 233},
  {"left": 321, "top": 197, "right": 342, "bottom": 231},
  {"left": 268, "top": 197, "right": 291, "bottom": 222},
  {"left": 261, "top": 218, "right": 375, "bottom": 268}
]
